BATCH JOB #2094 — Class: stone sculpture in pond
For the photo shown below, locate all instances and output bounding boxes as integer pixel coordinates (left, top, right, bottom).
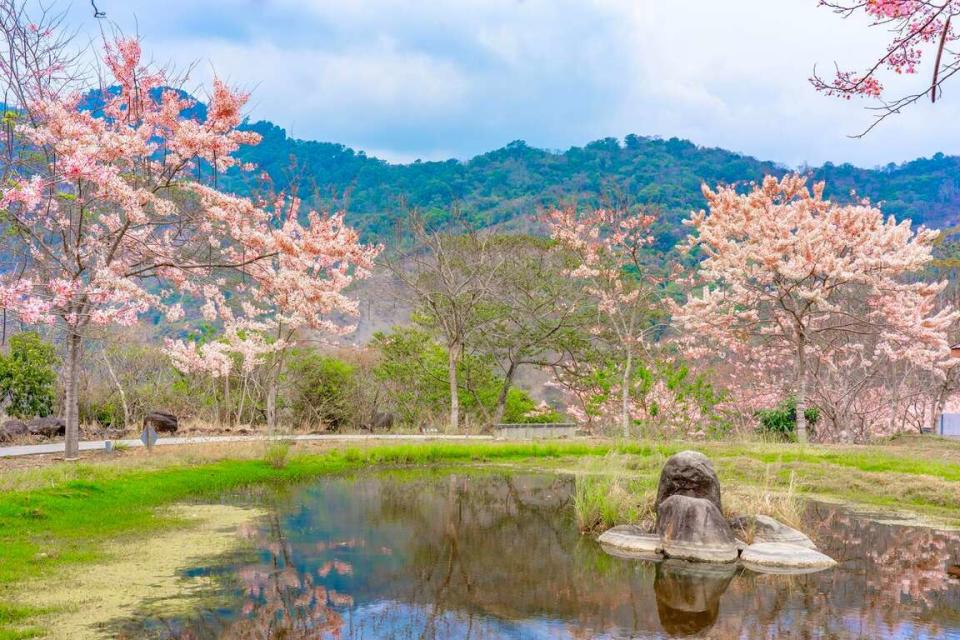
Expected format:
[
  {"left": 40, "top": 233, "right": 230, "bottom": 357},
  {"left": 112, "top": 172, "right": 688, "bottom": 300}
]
[{"left": 598, "top": 450, "right": 836, "bottom": 572}]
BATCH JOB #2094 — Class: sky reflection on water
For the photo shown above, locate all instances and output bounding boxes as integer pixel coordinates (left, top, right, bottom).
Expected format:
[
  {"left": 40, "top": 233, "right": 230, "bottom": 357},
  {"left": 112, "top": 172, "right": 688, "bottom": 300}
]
[{"left": 112, "top": 472, "right": 960, "bottom": 639}]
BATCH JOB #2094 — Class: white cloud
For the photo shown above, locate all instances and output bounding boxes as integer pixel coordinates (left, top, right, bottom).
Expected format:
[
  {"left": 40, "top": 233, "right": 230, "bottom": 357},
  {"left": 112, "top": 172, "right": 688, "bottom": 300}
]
[{"left": 50, "top": 0, "right": 960, "bottom": 166}]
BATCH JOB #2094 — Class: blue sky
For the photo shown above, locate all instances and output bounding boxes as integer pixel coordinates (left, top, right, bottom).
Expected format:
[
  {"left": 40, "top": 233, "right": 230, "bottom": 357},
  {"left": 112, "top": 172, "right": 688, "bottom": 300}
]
[{"left": 59, "top": 0, "right": 960, "bottom": 166}]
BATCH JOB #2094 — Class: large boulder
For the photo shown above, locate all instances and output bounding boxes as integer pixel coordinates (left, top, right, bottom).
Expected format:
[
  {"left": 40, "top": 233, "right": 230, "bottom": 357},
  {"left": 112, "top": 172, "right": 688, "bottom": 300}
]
[
  {"left": 27, "top": 416, "right": 65, "bottom": 438},
  {"left": 655, "top": 450, "right": 722, "bottom": 514},
  {"left": 364, "top": 412, "right": 395, "bottom": 432},
  {"left": 144, "top": 411, "right": 178, "bottom": 434},
  {"left": 654, "top": 559, "right": 734, "bottom": 636},
  {"left": 740, "top": 542, "right": 837, "bottom": 572},
  {"left": 729, "top": 514, "right": 817, "bottom": 549},
  {"left": 657, "top": 494, "right": 738, "bottom": 563},
  {"left": 0, "top": 419, "right": 28, "bottom": 442}
]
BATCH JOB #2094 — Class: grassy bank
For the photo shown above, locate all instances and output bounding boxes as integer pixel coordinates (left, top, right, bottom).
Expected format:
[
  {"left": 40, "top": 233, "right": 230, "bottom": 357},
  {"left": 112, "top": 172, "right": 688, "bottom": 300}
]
[
  {"left": 1, "top": 436, "right": 959, "bottom": 638},
  {"left": 548, "top": 436, "right": 960, "bottom": 531}
]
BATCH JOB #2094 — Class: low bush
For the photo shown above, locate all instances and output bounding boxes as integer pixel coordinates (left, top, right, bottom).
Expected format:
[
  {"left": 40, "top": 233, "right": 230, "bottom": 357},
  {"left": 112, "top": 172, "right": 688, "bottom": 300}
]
[
  {"left": 263, "top": 440, "right": 293, "bottom": 469},
  {"left": 756, "top": 397, "right": 819, "bottom": 441},
  {"left": 0, "top": 332, "right": 58, "bottom": 419}
]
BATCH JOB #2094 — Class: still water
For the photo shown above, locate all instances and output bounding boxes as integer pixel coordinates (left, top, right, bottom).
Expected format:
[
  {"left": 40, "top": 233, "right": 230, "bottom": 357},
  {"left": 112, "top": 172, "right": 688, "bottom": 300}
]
[{"left": 114, "top": 472, "right": 960, "bottom": 639}]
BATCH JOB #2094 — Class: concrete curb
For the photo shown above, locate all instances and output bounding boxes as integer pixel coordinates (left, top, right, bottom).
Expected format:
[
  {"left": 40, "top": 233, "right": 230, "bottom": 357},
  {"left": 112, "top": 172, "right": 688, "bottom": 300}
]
[{"left": 0, "top": 433, "right": 495, "bottom": 458}]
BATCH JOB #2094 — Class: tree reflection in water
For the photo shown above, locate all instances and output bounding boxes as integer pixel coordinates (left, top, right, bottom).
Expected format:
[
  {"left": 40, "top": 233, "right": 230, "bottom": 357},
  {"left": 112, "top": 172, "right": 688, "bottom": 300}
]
[{"left": 112, "top": 473, "right": 960, "bottom": 639}]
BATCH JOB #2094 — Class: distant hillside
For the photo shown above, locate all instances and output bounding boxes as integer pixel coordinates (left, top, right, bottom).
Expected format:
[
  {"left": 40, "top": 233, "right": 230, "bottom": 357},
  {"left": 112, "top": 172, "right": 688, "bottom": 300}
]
[{"left": 228, "top": 120, "right": 960, "bottom": 245}]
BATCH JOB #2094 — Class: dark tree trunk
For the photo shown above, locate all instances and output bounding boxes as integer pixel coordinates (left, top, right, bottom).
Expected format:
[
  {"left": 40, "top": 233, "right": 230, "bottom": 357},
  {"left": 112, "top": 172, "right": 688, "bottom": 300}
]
[
  {"left": 63, "top": 330, "right": 82, "bottom": 460},
  {"left": 492, "top": 361, "right": 517, "bottom": 427}
]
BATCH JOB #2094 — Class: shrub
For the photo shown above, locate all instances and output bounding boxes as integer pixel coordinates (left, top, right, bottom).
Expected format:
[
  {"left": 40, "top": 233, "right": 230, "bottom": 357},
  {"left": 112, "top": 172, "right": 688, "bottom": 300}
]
[
  {"left": 756, "top": 397, "right": 819, "bottom": 441},
  {"left": 263, "top": 439, "right": 293, "bottom": 469},
  {"left": 0, "top": 332, "right": 59, "bottom": 418},
  {"left": 90, "top": 399, "right": 123, "bottom": 429},
  {"left": 371, "top": 328, "right": 458, "bottom": 426},
  {"left": 284, "top": 349, "right": 359, "bottom": 430},
  {"left": 502, "top": 388, "right": 565, "bottom": 423}
]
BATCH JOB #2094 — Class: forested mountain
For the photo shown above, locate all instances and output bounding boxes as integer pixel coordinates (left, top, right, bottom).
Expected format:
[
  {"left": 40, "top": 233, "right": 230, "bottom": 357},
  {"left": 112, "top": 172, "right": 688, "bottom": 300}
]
[{"left": 229, "top": 120, "right": 960, "bottom": 245}]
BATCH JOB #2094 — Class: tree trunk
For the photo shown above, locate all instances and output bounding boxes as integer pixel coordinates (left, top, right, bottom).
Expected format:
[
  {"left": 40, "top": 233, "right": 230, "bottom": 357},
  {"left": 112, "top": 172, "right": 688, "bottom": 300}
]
[
  {"left": 266, "top": 327, "right": 286, "bottom": 433},
  {"left": 266, "top": 367, "right": 278, "bottom": 434},
  {"left": 101, "top": 349, "right": 129, "bottom": 431},
  {"left": 795, "top": 339, "right": 808, "bottom": 444},
  {"left": 492, "top": 361, "right": 517, "bottom": 427},
  {"left": 621, "top": 349, "right": 633, "bottom": 439},
  {"left": 931, "top": 386, "right": 948, "bottom": 434},
  {"left": 223, "top": 375, "right": 231, "bottom": 427},
  {"left": 447, "top": 341, "right": 460, "bottom": 432},
  {"left": 931, "top": 397, "right": 942, "bottom": 434},
  {"left": 63, "top": 330, "right": 82, "bottom": 460},
  {"left": 237, "top": 375, "right": 248, "bottom": 426}
]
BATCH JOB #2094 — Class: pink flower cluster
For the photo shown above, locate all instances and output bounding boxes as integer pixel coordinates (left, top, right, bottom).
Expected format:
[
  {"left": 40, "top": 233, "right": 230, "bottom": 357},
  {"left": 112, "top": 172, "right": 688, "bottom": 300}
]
[
  {"left": 814, "top": 0, "right": 960, "bottom": 100},
  {"left": 0, "top": 33, "right": 377, "bottom": 368}
]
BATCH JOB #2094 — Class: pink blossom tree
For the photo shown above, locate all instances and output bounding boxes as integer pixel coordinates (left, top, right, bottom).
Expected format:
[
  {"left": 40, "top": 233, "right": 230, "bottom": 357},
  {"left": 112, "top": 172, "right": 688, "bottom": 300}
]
[
  {"left": 0, "top": 15, "right": 375, "bottom": 454},
  {"left": 165, "top": 193, "right": 379, "bottom": 430},
  {"left": 673, "top": 174, "right": 956, "bottom": 442},
  {"left": 545, "top": 203, "right": 662, "bottom": 437},
  {"left": 814, "top": 0, "right": 960, "bottom": 133}
]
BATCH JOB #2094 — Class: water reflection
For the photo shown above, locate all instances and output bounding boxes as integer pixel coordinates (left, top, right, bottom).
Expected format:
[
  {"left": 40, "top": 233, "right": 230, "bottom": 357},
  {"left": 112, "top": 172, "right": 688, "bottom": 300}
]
[
  {"left": 112, "top": 472, "right": 960, "bottom": 639},
  {"left": 655, "top": 561, "right": 735, "bottom": 636}
]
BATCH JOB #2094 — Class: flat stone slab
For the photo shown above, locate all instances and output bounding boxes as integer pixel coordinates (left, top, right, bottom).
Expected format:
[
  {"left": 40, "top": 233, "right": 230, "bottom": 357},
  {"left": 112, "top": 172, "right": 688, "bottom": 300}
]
[
  {"left": 730, "top": 515, "right": 817, "bottom": 549},
  {"left": 662, "top": 539, "right": 739, "bottom": 564},
  {"left": 740, "top": 542, "right": 837, "bottom": 572},
  {"left": 600, "top": 543, "right": 663, "bottom": 561},
  {"left": 597, "top": 525, "right": 661, "bottom": 555}
]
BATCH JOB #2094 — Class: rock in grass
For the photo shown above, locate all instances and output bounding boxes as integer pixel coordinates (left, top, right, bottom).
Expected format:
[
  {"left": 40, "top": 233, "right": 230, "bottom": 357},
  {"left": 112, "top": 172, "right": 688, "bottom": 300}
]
[
  {"left": 729, "top": 515, "right": 816, "bottom": 549},
  {"left": 657, "top": 494, "right": 738, "bottom": 563},
  {"left": 597, "top": 525, "right": 662, "bottom": 557},
  {"left": 656, "top": 450, "right": 722, "bottom": 514},
  {"left": 26, "top": 416, "right": 65, "bottom": 438},
  {"left": 0, "top": 419, "right": 28, "bottom": 442},
  {"left": 740, "top": 542, "right": 837, "bottom": 572},
  {"left": 144, "top": 411, "right": 178, "bottom": 434}
]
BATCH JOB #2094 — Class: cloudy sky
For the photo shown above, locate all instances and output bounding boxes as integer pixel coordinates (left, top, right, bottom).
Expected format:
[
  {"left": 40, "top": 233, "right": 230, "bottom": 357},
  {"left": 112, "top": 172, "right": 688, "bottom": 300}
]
[{"left": 56, "top": 0, "right": 960, "bottom": 166}]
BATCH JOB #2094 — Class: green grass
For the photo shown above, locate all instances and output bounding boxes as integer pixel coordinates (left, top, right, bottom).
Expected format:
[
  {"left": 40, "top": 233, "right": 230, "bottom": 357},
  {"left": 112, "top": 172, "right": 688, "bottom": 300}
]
[
  {"left": 0, "top": 604, "right": 46, "bottom": 640},
  {"left": 574, "top": 474, "right": 654, "bottom": 532},
  {"left": 1, "top": 437, "right": 959, "bottom": 637}
]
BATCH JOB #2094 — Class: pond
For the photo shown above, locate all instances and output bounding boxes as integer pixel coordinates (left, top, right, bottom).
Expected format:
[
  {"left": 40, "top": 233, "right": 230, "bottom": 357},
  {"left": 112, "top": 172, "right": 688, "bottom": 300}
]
[{"left": 112, "top": 471, "right": 960, "bottom": 639}]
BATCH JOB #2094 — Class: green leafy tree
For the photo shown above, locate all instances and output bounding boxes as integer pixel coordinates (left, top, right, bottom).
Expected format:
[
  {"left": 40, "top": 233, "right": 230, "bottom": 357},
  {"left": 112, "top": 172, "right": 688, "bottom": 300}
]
[
  {"left": 371, "top": 327, "right": 557, "bottom": 428},
  {"left": 0, "top": 332, "right": 59, "bottom": 418},
  {"left": 474, "top": 235, "right": 591, "bottom": 425},
  {"left": 385, "top": 214, "right": 504, "bottom": 430}
]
